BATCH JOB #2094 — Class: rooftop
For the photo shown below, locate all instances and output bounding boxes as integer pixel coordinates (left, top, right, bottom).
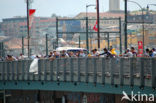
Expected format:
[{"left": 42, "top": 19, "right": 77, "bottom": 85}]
[{"left": 75, "top": 12, "right": 124, "bottom": 19}]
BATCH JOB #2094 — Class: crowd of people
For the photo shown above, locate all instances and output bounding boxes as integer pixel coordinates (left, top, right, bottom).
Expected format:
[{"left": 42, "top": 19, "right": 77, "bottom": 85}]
[{"left": 0, "top": 46, "right": 156, "bottom": 61}]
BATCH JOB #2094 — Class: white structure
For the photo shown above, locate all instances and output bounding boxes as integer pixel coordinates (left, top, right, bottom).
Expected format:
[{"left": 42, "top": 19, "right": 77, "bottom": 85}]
[{"left": 109, "top": 0, "right": 120, "bottom": 11}]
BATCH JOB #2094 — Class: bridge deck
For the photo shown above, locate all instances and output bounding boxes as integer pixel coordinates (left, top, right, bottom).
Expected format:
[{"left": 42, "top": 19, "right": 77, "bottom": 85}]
[{"left": 0, "top": 57, "right": 155, "bottom": 89}]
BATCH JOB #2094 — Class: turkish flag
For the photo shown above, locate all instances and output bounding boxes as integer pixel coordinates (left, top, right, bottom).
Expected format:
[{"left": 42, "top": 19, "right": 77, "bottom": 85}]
[
  {"left": 29, "top": 9, "right": 36, "bottom": 29},
  {"left": 93, "top": 20, "right": 98, "bottom": 32}
]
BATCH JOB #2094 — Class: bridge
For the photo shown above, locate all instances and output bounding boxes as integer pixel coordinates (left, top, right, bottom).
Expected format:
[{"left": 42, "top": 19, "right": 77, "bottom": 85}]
[{"left": 0, "top": 57, "right": 155, "bottom": 96}]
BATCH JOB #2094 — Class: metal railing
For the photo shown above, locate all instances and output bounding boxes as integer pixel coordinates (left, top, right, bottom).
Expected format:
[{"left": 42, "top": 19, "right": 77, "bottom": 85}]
[{"left": 0, "top": 58, "right": 155, "bottom": 88}]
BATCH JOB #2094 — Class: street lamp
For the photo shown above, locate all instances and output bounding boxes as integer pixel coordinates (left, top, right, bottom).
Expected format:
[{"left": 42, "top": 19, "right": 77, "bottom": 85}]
[
  {"left": 86, "top": 4, "right": 96, "bottom": 51},
  {"left": 26, "top": 0, "right": 33, "bottom": 58},
  {"left": 45, "top": 34, "right": 49, "bottom": 57},
  {"left": 26, "top": 0, "right": 30, "bottom": 58},
  {"left": 96, "top": 0, "right": 100, "bottom": 50},
  {"left": 86, "top": 4, "right": 96, "bottom": 17},
  {"left": 147, "top": 4, "right": 156, "bottom": 12},
  {"left": 147, "top": 4, "right": 156, "bottom": 9},
  {"left": 124, "top": 0, "right": 128, "bottom": 50},
  {"left": 124, "top": 0, "right": 145, "bottom": 52}
]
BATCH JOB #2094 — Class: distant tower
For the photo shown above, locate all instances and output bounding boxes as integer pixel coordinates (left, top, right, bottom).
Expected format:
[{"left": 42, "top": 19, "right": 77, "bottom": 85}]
[{"left": 109, "top": 0, "right": 120, "bottom": 12}]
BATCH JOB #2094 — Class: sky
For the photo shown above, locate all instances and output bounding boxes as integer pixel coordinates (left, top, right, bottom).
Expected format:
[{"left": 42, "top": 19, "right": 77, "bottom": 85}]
[{"left": 0, "top": 0, "right": 156, "bottom": 21}]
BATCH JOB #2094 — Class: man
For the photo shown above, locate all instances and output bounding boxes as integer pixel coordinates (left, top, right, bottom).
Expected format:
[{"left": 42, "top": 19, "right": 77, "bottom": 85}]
[
  {"left": 68, "top": 51, "right": 76, "bottom": 57},
  {"left": 91, "top": 49, "right": 99, "bottom": 57},
  {"left": 48, "top": 52, "right": 53, "bottom": 58},
  {"left": 60, "top": 50, "right": 69, "bottom": 58},
  {"left": 100, "top": 48, "right": 112, "bottom": 58},
  {"left": 130, "top": 47, "right": 137, "bottom": 57},
  {"left": 151, "top": 48, "right": 156, "bottom": 57},
  {"left": 124, "top": 49, "right": 133, "bottom": 57},
  {"left": 18, "top": 53, "right": 24, "bottom": 60},
  {"left": 79, "top": 50, "right": 86, "bottom": 57},
  {"left": 6, "top": 55, "right": 15, "bottom": 61},
  {"left": 110, "top": 48, "right": 117, "bottom": 57},
  {"left": 144, "top": 48, "right": 150, "bottom": 57}
]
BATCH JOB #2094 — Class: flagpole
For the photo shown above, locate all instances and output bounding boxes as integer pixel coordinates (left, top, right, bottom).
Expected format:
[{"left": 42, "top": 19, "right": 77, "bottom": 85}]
[
  {"left": 27, "top": 0, "right": 30, "bottom": 58},
  {"left": 96, "top": 0, "right": 100, "bottom": 50}
]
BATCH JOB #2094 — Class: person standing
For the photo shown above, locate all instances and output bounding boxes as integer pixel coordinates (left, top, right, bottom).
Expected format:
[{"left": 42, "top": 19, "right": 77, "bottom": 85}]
[
  {"left": 144, "top": 48, "right": 150, "bottom": 57},
  {"left": 151, "top": 48, "right": 156, "bottom": 57},
  {"left": 100, "top": 48, "right": 112, "bottom": 58},
  {"left": 130, "top": 47, "right": 137, "bottom": 57}
]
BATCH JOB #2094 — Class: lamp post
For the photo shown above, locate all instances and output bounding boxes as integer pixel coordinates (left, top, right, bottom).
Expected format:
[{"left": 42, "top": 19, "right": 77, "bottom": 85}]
[
  {"left": 26, "top": 0, "right": 30, "bottom": 58},
  {"left": 147, "top": 4, "right": 156, "bottom": 12},
  {"left": 86, "top": 4, "right": 96, "bottom": 51},
  {"left": 79, "top": 35, "right": 81, "bottom": 48},
  {"left": 96, "top": 0, "right": 100, "bottom": 50},
  {"left": 86, "top": 4, "right": 96, "bottom": 17},
  {"left": 46, "top": 34, "right": 49, "bottom": 57},
  {"left": 147, "top": 4, "right": 156, "bottom": 9},
  {"left": 124, "top": 0, "right": 128, "bottom": 50},
  {"left": 22, "top": 36, "right": 24, "bottom": 55},
  {"left": 124, "top": 0, "right": 145, "bottom": 52}
]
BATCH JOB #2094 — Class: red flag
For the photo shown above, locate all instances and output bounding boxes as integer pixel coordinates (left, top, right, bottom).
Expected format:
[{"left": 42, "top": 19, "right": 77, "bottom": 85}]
[
  {"left": 93, "top": 20, "right": 98, "bottom": 32},
  {"left": 29, "top": 9, "right": 36, "bottom": 29}
]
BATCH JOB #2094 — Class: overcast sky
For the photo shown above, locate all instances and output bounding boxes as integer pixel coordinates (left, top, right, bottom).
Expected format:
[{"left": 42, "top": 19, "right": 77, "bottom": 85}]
[{"left": 0, "top": 0, "right": 156, "bottom": 21}]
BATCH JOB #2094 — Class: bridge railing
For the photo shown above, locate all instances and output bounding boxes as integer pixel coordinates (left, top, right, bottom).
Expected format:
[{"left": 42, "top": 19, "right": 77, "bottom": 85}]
[{"left": 0, "top": 58, "right": 155, "bottom": 88}]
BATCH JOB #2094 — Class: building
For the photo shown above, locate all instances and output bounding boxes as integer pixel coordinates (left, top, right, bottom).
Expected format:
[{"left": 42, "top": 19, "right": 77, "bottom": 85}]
[
  {"left": 127, "top": 12, "right": 156, "bottom": 24},
  {"left": 0, "top": 17, "right": 58, "bottom": 55},
  {"left": 0, "top": 23, "right": 4, "bottom": 36},
  {"left": 74, "top": 12, "right": 124, "bottom": 50},
  {"left": 0, "top": 17, "right": 56, "bottom": 37},
  {"left": 75, "top": 12, "right": 124, "bottom": 30}
]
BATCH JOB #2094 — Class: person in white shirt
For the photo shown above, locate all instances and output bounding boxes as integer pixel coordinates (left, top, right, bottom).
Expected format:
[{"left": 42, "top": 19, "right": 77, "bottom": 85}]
[
  {"left": 60, "top": 50, "right": 69, "bottom": 58},
  {"left": 91, "top": 49, "right": 99, "bottom": 57},
  {"left": 18, "top": 53, "right": 24, "bottom": 60},
  {"left": 124, "top": 49, "right": 133, "bottom": 57},
  {"left": 79, "top": 50, "right": 86, "bottom": 57},
  {"left": 152, "top": 48, "right": 156, "bottom": 57}
]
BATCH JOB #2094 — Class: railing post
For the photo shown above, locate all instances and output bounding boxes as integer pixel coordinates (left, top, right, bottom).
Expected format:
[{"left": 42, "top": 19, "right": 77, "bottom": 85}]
[
  {"left": 93, "top": 58, "right": 97, "bottom": 84},
  {"left": 7, "top": 62, "right": 10, "bottom": 81},
  {"left": 44, "top": 59, "right": 47, "bottom": 81},
  {"left": 0, "top": 62, "right": 2, "bottom": 80},
  {"left": 152, "top": 58, "right": 156, "bottom": 89},
  {"left": 63, "top": 58, "right": 67, "bottom": 82},
  {"left": 70, "top": 58, "right": 74, "bottom": 82},
  {"left": 57, "top": 59, "right": 60, "bottom": 82},
  {"left": 27, "top": 60, "right": 30, "bottom": 81},
  {"left": 78, "top": 58, "right": 80, "bottom": 82},
  {"left": 12, "top": 61, "right": 15, "bottom": 81},
  {"left": 38, "top": 59, "right": 41, "bottom": 81},
  {"left": 22, "top": 60, "right": 25, "bottom": 80},
  {"left": 16, "top": 61, "right": 19, "bottom": 81},
  {"left": 102, "top": 58, "right": 105, "bottom": 85},
  {"left": 85, "top": 58, "right": 88, "bottom": 83},
  {"left": 2, "top": 62, "right": 5, "bottom": 81},
  {"left": 130, "top": 58, "right": 134, "bottom": 87},
  {"left": 110, "top": 58, "right": 115, "bottom": 85},
  {"left": 140, "top": 58, "right": 145, "bottom": 88},
  {"left": 120, "top": 58, "right": 124, "bottom": 86},
  {"left": 3, "top": 90, "right": 6, "bottom": 103},
  {"left": 50, "top": 60, "right": 53, "bottom": 81}
]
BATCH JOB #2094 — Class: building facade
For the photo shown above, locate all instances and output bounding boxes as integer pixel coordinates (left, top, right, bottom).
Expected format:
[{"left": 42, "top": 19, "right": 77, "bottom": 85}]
[{"left": 0, "top": 17, "right": 56, "bottom": 37}]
